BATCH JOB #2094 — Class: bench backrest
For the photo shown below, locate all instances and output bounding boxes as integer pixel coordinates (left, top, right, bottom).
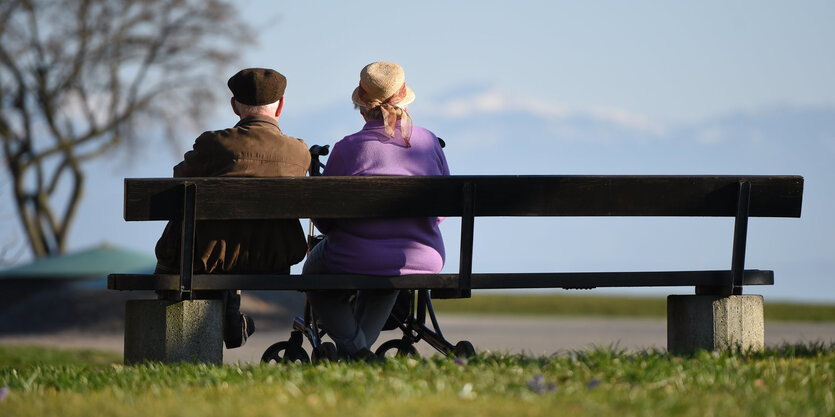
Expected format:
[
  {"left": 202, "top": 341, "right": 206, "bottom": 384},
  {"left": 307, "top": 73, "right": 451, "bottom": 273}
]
[
  {"left": 123, "top": 175, "right": 803, "bottom": 298},
  {"left": 125, "top": 175, "right": 803, "bottom": 221}
]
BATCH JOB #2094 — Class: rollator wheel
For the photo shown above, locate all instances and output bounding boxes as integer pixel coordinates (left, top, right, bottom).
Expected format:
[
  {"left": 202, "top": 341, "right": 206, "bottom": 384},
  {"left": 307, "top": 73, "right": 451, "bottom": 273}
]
[
  {"left": 261, "top": 341, "right": 310, "bottom": 364},
  {"left": 452, "top": 340, "right": 476, "bottom": 358},
  {"left": 311, "top": 342, "right": 338, "bottom": 363},
  {"left": 375, "top": 339, "right": 419, "bottom": 358}
]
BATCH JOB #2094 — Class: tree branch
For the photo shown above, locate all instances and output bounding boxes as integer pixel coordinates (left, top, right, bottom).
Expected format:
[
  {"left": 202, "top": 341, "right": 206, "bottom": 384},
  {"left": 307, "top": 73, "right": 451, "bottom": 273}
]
[
  {"left": 1, "top": 0, "right": 251, "bottom": 258},
  {"left": 54, "top": 0, "right": 93, "bottom": 95},
  {"left": 46, "top": 158, "right": 69, "bottom": 194},
  {"left": 12, "top": 169, "right": 47, "bottom": 257},
  {"left": 55, "top": 151, "right": 84, "bottom": 252}
]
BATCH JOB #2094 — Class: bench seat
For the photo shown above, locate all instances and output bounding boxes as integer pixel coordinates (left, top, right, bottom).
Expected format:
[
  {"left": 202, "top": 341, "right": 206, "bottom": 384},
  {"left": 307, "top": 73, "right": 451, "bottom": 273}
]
[{"left": 108, "top": 269, "right": 774, "bottom": 291}]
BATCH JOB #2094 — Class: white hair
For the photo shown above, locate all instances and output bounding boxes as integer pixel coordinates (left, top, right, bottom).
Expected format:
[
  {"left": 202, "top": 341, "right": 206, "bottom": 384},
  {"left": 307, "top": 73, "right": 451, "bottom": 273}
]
[{"left": 234, "top": 99, "right": 280, "bottom": 117}]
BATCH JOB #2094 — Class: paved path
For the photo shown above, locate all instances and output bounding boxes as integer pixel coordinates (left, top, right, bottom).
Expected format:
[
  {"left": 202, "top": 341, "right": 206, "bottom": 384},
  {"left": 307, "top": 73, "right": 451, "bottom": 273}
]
[{"left": 2, "top": 315, "right": 834, "bottom": 363}]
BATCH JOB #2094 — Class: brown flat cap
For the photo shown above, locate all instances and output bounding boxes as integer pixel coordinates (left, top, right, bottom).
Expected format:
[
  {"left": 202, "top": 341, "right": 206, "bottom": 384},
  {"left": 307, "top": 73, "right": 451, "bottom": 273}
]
[{"left": 227, "top": 68, "right": 286, "bottom": 106}]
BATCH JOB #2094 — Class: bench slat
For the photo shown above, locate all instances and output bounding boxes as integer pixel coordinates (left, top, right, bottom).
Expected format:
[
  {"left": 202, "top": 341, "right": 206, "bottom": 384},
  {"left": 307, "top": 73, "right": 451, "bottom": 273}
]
[
  {"left": 124, "top": 175, "right": 803, "bottom": 221},
  {"left": 107, "top": 269, "right": 773, "bottom": 291}
]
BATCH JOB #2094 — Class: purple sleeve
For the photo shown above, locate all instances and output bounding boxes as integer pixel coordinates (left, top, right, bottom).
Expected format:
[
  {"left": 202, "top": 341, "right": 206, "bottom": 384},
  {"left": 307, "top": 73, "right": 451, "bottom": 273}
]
[
  {"left": 321, "top": 142, "right": 350, "bottom": 176},
  {"left": 439, "top": 146, "right": 450, "bottom": 176},
  {"left": 438, "top": 145, "right": 450, "bottom": 224}
]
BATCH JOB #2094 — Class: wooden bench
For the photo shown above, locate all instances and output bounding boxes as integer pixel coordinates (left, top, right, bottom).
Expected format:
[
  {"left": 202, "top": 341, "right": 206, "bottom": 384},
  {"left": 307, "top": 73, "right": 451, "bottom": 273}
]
[{"left": 108, "top": 175, "right": 803, "bottom": 362}]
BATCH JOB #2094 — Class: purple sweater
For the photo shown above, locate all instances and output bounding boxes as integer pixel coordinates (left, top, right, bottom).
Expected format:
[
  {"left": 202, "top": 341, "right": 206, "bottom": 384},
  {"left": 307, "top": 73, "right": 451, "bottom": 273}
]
[{"left": 315, "top": 120, "right": 450, "bottom": 275}]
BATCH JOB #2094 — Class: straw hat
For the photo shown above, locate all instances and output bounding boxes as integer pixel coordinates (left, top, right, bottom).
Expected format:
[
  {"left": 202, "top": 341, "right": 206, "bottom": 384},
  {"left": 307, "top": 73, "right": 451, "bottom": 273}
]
[{"left": 351, "top": 62, "right": 415, "bottom": 108}]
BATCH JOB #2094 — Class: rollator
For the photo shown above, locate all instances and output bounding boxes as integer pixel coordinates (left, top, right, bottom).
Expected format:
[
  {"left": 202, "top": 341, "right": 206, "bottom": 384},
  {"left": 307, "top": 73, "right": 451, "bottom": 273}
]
[{"left": 261, "top": 141, "right": 474, "bottom": 363}]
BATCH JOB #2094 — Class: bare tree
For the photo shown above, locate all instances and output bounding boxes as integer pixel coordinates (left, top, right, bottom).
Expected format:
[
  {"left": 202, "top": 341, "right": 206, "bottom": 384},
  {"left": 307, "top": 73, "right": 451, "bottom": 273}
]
[{"left": 0, "top": 0, "right": 252, "bottom": 258}]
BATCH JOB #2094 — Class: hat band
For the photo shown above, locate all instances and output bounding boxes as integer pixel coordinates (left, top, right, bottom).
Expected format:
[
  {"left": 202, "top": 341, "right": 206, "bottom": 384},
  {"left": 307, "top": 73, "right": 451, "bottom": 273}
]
[
  {"left": 357, "top": 83, "right": 408, "bottom": 107},
  {"left": 356, "top": 83, "right": 413, "bottom": 147}
]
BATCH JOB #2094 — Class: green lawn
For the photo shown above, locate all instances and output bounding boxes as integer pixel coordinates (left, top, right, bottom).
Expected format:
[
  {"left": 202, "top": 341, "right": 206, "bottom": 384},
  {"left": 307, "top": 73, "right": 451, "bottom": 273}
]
[
  {"left": 433, "top": 293, "right": 835, "bottom": 322},
  {"left": 1, "top": 344, "right": 833, "bottom": 417}
]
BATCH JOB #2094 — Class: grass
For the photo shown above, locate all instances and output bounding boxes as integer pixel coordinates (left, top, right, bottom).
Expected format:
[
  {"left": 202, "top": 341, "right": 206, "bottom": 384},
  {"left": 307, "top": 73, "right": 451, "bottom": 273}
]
[
  {"left": 432, "top": 293, "right": 835, "bottom": 322},
  {"left": 1, "top": 344, "right": 834, "bottom": 417},
  {"left": 0, "top": 345, "right": 122, "bottom": 369}
]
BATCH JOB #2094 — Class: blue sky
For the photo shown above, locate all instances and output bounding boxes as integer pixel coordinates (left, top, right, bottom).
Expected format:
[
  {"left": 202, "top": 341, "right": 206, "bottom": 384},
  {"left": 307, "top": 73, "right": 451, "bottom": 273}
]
[
  {"left": 244, "top": 1, "right": 835, "bottom": 125},
  {"left": 2, "top": 1, "right": 834, "bottom": 302}
]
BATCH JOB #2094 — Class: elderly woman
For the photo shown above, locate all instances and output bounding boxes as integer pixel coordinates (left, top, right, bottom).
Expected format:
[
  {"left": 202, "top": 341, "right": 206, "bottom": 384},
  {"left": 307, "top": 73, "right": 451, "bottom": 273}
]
[{"left": 302, "top": 62, "right": 450, "bottom": 360}]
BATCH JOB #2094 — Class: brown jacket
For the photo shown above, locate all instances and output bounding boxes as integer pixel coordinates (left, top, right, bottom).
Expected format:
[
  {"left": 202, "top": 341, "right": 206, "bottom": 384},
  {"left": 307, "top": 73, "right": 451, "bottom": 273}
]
[{"left": 155, "top": 115, "right": 311, "bottom": 274}]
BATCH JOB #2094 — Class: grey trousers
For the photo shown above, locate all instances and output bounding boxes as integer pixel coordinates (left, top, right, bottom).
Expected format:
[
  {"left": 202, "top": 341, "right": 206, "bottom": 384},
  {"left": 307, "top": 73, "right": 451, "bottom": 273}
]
[{"left": 302, "top": 240, "right": 399, "bottom": 356}]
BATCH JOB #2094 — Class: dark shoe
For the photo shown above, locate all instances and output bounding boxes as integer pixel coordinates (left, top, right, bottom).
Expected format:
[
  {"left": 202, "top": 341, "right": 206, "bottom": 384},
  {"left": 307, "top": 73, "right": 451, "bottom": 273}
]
[
  {"left": 225, "top": 313, "right": 255, "bottom": 349},
  {"left": 223, "top": 291, "right": 255, "bottom": 349},
  {"left": 241, "top": 313, "right": 255, "bottom": 342},
  {"left": 351, "top": 348, "right": 383, "bottom": 364}
]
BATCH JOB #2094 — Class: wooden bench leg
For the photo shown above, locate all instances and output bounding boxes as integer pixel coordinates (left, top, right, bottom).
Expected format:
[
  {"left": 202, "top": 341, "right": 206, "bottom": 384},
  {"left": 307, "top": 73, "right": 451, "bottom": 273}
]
[
  {"left": 124, "top": 299, "right": 223, "bottom": 364},
  {"left": 667, "top": 295, "right": 764, "bottom": 354}
]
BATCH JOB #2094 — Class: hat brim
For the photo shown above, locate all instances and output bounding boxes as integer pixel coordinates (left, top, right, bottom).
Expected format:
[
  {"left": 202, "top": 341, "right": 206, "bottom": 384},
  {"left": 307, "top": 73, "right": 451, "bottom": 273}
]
[{"left": 352, "top": 85, "right": 415, "bottom": 108}]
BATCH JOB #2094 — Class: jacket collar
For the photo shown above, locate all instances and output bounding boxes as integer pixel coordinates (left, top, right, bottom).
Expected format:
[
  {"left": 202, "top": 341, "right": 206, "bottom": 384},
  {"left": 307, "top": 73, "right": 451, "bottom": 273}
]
[{"left": 236, "top": 115, "right": 280, "bottom": 129}]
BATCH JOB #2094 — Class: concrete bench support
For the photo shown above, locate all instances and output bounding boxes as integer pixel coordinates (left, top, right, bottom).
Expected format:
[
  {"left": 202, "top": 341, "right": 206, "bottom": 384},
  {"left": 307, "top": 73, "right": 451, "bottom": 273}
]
[
  {"left": 124, "top": 299, "right": 223, "bottom": 364},
  {"left": 667, "top": 295, "right": 764, "bottom": 354}
]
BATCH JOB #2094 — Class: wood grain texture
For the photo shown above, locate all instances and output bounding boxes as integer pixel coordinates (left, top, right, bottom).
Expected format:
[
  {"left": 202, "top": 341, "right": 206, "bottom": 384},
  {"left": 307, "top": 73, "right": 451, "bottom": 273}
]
[{"left": 123, "top": 175, "right": 804, "bottom": 221}]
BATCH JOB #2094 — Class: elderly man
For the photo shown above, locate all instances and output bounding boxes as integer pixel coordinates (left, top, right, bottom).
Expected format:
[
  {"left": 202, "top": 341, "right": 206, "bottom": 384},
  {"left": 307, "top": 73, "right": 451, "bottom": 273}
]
[{"left": 154, "top": 68, "right": 311, "bottom": 349}]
